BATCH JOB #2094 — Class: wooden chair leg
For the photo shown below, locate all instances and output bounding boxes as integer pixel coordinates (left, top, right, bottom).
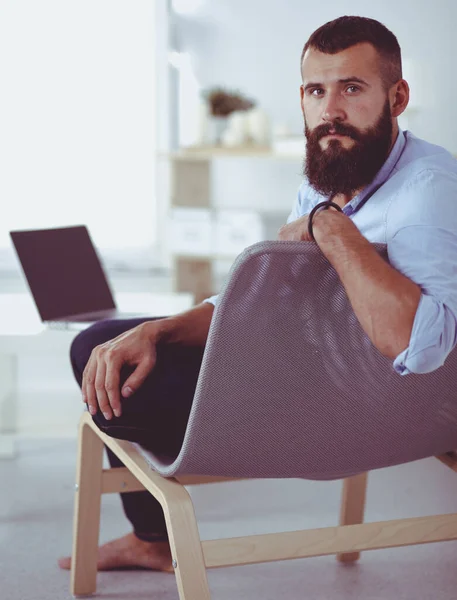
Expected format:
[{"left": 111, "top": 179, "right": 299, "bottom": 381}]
[
  {"left": 336, "top": 472, "right": 368, "bottom": 563},
  {"left": 78, "top": 414, "right": 212, "bottom": 600},
  {"left": 70, "top": 418, "right": 105, "bottom": 597},
  {"left": 160, "top": 482, "right": 212, "bottom": 600}
]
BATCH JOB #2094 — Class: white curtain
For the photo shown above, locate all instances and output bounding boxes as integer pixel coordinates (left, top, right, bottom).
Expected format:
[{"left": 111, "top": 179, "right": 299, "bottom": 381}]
[{"left": 0, "top": 0, "right": 158, "bottom": 271}]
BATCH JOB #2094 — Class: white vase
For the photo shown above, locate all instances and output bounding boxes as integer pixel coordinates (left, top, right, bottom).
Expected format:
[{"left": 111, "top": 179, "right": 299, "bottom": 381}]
[
  {"left": 246, "top": 108, "right": 270, "bottom": 146},
  {"left": 221, "top": 111, "right": 249, "bottom": 147},
  {"left": 206, "top": 116, "right": 228, "bottom": 146}
]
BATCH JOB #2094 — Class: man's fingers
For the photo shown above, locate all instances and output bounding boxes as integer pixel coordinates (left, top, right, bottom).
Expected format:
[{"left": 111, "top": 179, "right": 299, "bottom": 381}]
[
  {"left": 122, "top": 358, "right": 155, "bottom": 398},
  {"left": 105, "top": 354, "right": 122, "bottom": 418},
  {"left": 82, "top": 330, "right": 158, "bottom": 421},
  {"left": 83, "top": 358, "right": 98, "bottom": 417},
  {"left": 94, "top": 359, "right": 112, "bottom": 420}
]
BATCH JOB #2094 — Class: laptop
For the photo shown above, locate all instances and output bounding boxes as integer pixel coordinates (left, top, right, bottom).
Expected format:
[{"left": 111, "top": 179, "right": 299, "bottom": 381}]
[{"left": 10, "top": 225, "right": 150, "bottom": 328}]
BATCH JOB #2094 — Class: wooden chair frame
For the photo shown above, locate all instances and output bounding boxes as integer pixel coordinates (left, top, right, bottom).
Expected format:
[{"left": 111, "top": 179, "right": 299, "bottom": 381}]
[{"left": 70, "top": 412, "right": 457, "bottom": 599}]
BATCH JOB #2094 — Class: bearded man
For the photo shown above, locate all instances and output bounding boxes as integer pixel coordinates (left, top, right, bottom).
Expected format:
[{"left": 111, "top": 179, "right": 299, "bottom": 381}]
[{"left": 59, "top": 15, "right": 457, "bottom": 573}]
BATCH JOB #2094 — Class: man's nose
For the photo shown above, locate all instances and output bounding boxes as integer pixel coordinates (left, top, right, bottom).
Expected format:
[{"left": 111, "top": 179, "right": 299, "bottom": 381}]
[{"left": 322, "top": 93, "right": 346, "bottom": 122}]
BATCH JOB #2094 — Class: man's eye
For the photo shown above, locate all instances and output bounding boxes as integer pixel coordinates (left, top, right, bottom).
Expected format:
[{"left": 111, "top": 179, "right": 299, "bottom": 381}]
[
  {"left": 311, "top": 88, "right": 324, "bottom": 96},
  {"left": 346, "top": 85, "right": 360, "bottom": 93}
]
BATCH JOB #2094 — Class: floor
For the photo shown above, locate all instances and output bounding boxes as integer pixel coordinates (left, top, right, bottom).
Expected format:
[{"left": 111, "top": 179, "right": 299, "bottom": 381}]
[{"left": 2, "top": 437, "right": 457, "bottom": 600}]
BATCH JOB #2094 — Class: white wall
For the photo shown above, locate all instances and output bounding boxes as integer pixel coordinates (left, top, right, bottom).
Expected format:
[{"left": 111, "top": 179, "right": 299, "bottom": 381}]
[{"left": 0, "top": 0, "right": 158, "bottom": 271}]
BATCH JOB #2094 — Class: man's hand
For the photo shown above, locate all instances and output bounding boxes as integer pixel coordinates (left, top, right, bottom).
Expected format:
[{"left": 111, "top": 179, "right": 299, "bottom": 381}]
[
  {"left": 81, "top": 302, "right": 215, "bottom": 421},
  {"left": 277, "top": 214, "right": 312, "bottom": 242},
  {"left": 82, "top": 320, "right": 162, "bottom": 420}
]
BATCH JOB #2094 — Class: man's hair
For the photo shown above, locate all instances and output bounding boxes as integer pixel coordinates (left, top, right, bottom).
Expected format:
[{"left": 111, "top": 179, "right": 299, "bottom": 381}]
[{"left": 301, "top": 16, "right": 402, "bottom": 88}]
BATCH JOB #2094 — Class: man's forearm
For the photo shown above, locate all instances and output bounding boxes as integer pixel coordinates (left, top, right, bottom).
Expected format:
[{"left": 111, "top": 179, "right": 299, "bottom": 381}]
[
  {"left": 312, "top": 210, "right": 421, "bottom": 359},
  {"left": 154, "top": 301, "right": 215, "bottom": 347}
]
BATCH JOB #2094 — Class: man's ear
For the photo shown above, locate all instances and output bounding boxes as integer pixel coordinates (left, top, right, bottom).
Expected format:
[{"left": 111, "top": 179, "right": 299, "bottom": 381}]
[
  {"left": 390, "top": 79, "right": 410, "bottom": 118},
  {"left": 300, "top": 85, "right": 305, "bottom": 116}
]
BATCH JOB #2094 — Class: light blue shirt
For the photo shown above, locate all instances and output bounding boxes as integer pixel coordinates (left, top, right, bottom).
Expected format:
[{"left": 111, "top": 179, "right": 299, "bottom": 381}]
[{"left": 204, "top": 130, "right": 457, "bottom": 376}]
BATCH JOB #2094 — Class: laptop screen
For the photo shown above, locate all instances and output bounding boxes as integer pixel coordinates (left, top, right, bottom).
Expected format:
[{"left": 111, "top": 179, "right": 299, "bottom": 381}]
[{"left": 10, "top": 225, "right": 116, "bottom": 321}]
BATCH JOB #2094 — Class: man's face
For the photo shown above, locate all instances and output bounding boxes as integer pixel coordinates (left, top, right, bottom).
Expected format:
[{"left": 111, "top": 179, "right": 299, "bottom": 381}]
[{"left": 300, "top": 42, "right": 395, "bottom": 197}]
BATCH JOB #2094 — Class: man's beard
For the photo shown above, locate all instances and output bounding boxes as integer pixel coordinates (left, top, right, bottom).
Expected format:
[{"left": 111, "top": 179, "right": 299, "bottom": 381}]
[{"left": 304, "top": 98, "right": 393, "bottom": 197}]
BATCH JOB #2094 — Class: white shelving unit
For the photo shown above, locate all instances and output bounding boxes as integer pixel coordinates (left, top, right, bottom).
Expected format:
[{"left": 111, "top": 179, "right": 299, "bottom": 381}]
[{"left": 165, "top": 146, "right": 302, "bottom": 303}]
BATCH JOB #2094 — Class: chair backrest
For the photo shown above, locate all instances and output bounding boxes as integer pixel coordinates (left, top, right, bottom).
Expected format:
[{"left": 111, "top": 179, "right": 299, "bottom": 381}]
[{"left": 136, "top": 241, "right": 457, "bottom": 478}]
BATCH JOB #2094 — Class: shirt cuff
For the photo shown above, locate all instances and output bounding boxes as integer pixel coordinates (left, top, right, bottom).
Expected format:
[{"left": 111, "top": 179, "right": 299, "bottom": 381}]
[
  {"left": 393, "top": 293, "right": 457, "bottom": 375},
  {"left": 202, "top": 294, "right": 219, "bottom": 307}
]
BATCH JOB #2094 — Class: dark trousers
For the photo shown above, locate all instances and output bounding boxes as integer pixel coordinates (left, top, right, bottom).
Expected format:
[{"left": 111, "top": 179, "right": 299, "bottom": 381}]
[{"left": 70, "top": 317, "right": 205, "bottom": 542}]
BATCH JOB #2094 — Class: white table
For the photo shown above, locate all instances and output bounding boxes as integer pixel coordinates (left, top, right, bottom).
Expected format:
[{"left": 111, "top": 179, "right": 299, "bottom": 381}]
[{"left": 0, "top": 291, "right": 194, "bottom": 458}]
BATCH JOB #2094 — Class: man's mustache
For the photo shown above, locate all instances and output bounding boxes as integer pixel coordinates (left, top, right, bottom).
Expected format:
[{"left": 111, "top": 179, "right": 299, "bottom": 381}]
[{"left": 309, "top": 123, "right": 360, "bottom": 142}]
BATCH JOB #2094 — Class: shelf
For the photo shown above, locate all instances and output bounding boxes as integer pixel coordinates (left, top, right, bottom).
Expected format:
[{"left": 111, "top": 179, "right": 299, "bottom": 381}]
[
  {"left": 167, "top": 145, "right": 294, "bottom": 298},
  {"left": 160, "top": 146, "right": 303, "bottom": 161}
]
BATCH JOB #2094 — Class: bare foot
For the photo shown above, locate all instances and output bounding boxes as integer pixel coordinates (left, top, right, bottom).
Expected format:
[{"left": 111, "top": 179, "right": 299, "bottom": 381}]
[{"left": 58, "top": 532, "right": 173, "bottom": 572}]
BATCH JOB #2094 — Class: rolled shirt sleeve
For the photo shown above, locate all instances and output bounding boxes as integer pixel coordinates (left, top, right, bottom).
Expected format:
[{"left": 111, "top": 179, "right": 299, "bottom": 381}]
[
  {"left": 202, "top": 294, "right": 219, "bottom": 307},
  {"left": 387, "top": 169, "right": 457, "bottom": 375},
  {"left": 393, "top": 293, "right": 457, "bottom": 375}
]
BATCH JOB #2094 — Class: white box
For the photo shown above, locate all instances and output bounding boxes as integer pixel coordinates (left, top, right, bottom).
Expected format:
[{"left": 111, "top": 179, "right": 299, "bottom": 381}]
[
  {"left": 214, "top": 210, "right": 263, "bottom": 256},
  {"left": 169, "top": 208, "right": 212, "bottom": 256}
]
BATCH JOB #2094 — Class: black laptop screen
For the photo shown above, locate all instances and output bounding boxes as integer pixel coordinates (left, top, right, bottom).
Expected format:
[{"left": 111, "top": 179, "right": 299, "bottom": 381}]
[{"left": 10, "top": 226, "right": 116, "bottom": 321}]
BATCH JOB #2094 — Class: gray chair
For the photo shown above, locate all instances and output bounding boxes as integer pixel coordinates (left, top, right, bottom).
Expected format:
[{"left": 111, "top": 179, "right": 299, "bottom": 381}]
[{"left": 70, "top": 241, "right": 457, "bottom": 599}]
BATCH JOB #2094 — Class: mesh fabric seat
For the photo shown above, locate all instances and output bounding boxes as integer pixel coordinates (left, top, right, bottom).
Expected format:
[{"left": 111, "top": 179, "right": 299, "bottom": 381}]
[{"left": 135, "top": 241, "right": 457, "bottom": 479}]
